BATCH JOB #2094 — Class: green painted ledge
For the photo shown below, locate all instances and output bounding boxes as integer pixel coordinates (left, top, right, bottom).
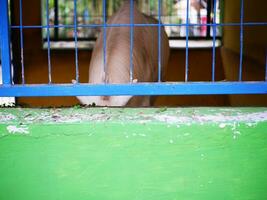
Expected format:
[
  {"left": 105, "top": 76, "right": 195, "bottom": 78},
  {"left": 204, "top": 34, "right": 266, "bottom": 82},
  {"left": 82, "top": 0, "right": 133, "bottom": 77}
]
[{"left": 0, "top": 107, "right": 267, "bottom": 200}]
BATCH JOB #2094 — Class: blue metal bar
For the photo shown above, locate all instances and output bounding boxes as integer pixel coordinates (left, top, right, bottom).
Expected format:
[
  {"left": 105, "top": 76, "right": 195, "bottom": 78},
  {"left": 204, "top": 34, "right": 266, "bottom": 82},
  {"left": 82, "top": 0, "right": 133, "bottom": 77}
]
[
  {"left": 239, "top": 0, "right": 244, "bottom": 81},
  {"left": 103, "top": 0, "right": 107, "bottom": 83},
  {"left": 10, "top": 22, "right": 267, "bottom": 29},
  {"left": 19, "top": 0, "right": 25, "bottom": 84},
  {"left": 74, "top": 0, "right": 79, "bottom": 83},
  {"left": 185, "top": 0, "right": 190, "bottom": 82},
  {"left": 211, "top": 0, "right": 217, "bottom": 82},
  {"left": 0, "top": 0, "right": 12, "bottom": 85},
  {"left": 46, "top": 0, "right": 52, "bottom": 83},
  {"left": 130, "top": 0, "right": 134, "bottom": 83},
  {"left": 265, "top": 49, "right": 267, "bottom": 81},
  {"left": 1, "top": 82, "right": 267, "bottom": 97},
  {"left": 158, "top": 0, "right": 162, "bottom": 82}
]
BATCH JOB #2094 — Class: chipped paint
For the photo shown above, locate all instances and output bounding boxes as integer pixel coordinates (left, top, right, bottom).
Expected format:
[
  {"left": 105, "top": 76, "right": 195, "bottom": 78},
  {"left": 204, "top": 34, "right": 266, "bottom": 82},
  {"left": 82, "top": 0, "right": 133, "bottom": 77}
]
[
  {"left": 0, "top": 108, "right": 267, "bottom": 126},
  {"left": 0, "top": 112, "right": 16, "bottom": 122},
  {"left": 6, "top": 125, "right": 29, "bottom": 134}
]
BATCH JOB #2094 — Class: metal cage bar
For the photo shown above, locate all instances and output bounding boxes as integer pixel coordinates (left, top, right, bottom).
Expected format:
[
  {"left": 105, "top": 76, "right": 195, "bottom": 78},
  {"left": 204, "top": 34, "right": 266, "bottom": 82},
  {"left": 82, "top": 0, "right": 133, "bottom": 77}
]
[
  {"left": 211, "top": 0, "right": 217, "bottom": 82},
  {"left": 266, "top": 50, "right": 267, "bottom": 81},
  {"left": 74, "top": 0, "right": 80, "bottom": 83},
  {"left": 185, "top": 0, "right": 190, "bottom": 82},
  {"left": 10, "top": 22, "right": 267, "bottom": 29},
  {"left": 130, "top": 0, "right": 134, "bottom": 83},
  {"left": 239, "top": 0, "right": 244, "bottom": 81},
  {"left": 1, "top": 0, "right": 267, "bottom": 98},
  {"left": 157, "top": 0, "right": 162, "bottom": 82},
  {"left": 103, "top": 0, "right": 107, "bottom": 83},
  {"left": 19, "top": 0, "right": 25, "bottom": 84},
  {"left": 0, "top": 0, "right": 12, "bottom": 85},
  {"left": 46, "top": 0, "right": 52, "bottom": 84},
  {"left": 0, "top": 82, "right": 267, "bottom": 97}
]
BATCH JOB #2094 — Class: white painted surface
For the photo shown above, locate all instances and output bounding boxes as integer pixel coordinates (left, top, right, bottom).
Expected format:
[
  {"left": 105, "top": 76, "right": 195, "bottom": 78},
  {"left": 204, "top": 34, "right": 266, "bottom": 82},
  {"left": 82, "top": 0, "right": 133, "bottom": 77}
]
[{"left": 0, "top": 64, "right": 15, "bottom": 106}]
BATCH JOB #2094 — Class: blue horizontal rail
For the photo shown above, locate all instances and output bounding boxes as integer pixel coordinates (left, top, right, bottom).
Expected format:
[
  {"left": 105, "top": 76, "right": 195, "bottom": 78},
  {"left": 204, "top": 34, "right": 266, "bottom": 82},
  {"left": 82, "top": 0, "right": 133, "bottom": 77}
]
[
  {"left": 0, "top": 82, "right": 267, "bottom": 97},
  {"left": 10, "top": 22, "right": 267, "bottom": 29}
]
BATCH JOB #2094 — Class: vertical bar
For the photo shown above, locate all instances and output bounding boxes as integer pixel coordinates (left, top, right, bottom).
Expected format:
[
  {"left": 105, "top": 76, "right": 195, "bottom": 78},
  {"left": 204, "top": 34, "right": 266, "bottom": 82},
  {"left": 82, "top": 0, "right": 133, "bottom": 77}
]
[
  {"left": 63, "top": 0, "right": 67, "bottom": 37},
  {"left": 239, "top": 0, "right": 244, "bottom": 81},
  {"left": 74, "top": 0, "right": 79, "bottom": 83},
  {"left": 158, "top": 0, "right": 162, "bottom": 82},
  {"left": 54, "top": 0, "right": 59, "bottom": 40},
  {"left": 0, "top": 0, "right": 12, "bottom": 85},
  {"left": 211, "top": 0, "right": 217, "bottom": 82},
  {"left": 206, "top": 0, "right": 211, "bottom": 38},
  {"left": 169, "top": 0, "right": 172, "bottom": 25},
  {"left": 103, "top": 0, "right": 107, "bottom": 83},
  {"left": 46, "top": 0, "right": 52, "bottom": 84},
  {"left": 149, "top": 1, "right": 151, "bottom": 16},
  {"left": 112, "top": 0, "right": 116, "bottom": 12},
  {"left": 9, "top": 0, "right": 20, "bottom": 85},
  {"left": 185, "top": 0, "right": 190, "bottom": 82},
  {"left": 19, "top": 0, "right": 25, "bottom": 84},
  {"left": 265, "top": 49, "right": 267, "bottom": 81},
  {"left": 130, "top": 0, "right": 134, "bottom": 83}
]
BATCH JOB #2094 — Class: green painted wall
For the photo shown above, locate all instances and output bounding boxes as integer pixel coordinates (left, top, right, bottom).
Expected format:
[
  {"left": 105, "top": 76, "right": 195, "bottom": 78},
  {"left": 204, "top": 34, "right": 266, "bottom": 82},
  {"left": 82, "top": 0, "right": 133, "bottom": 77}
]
[{"left": 0, "top": 108, "right": 267, "bottom": 200}]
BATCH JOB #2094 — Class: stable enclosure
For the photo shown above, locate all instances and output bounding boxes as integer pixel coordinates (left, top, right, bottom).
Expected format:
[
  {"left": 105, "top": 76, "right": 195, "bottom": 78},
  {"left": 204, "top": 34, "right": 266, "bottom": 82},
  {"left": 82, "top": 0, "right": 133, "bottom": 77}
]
[
  {"left": 0, "top": 0, "right": 267, "bottom": 199},
  {"left": 0, "top": 0, "right": 266, "bottom": 106}
]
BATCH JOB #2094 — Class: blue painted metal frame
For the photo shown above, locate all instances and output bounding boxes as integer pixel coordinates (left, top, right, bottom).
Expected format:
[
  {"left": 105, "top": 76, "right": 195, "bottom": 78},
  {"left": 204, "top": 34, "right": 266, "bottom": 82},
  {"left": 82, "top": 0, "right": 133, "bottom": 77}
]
[
  {"left": 158, "top": 0, "right": 162, "bottom": 82},
  {"left": 129, "top": 0, "right": 134, "bottom": 83},
  {"left": 19, "top": 0, "right": 25, "bottom": 84},
  {"left": 45, "top": 0, "right": 52, "bottom": 84},
  {"left": 73, "top": 0, "right": 80, "bottom": 83},
  {"left": 9, "top": 22, "right": 267, "bottom": 29},
  {"left": 211, "top": 0, "right": 217, "bottom": 82},
  {"left": 1, "top": 0, "right": 267, "bottom": 98},
  {"left": 0, "top": 82, "right": 267, "bottom": 97},
  {"left": 239, "top": 0, "right": 244, "bottom": 81},
  {"left": 0, "top": 0, "right": 12, "bottom": 85},
  {"left": 103, "top": 0, "right": 107, "bottom": 83},
  {"left": 185, "top": 0, "right": 190, "bottom": 82}
]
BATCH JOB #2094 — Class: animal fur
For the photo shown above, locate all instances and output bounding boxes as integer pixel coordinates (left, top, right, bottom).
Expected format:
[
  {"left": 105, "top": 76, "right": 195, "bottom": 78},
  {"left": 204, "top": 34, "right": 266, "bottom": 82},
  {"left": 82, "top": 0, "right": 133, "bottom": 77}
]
[{"left": 76, "top": 1, "right": 170, "bottom": 106}]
